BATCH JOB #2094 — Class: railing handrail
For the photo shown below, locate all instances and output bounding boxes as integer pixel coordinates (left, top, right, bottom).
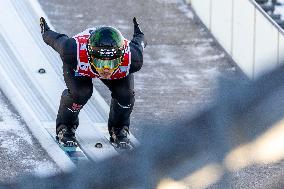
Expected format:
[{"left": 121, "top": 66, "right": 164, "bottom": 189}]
[{"left": 248, "top": 0, "right": 284, "bottom": 35}]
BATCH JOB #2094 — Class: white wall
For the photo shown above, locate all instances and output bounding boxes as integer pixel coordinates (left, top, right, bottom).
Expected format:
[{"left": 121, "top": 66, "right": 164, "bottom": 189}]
[
  {"left": 189, "top": 0, "right": 284, "bottom": 79},
  {"left": 211, "top": 0, "right": 233, "bottom": 54},
  {"left": 232, "top": 0, "right": 255, "bottom": 77},
  {"left": 191, "top": 0, "right": 212, "bottom": 28}
]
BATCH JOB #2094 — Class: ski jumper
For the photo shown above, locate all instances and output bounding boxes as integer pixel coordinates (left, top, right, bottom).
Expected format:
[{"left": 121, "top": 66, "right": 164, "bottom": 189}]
[{"left": 41, "top": 28, "right": 144, "bottom": 134}]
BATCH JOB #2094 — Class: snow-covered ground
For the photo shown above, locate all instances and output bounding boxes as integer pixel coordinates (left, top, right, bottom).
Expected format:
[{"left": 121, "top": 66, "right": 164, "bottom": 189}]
[{"left": 0, "top": 90, "right": 58, "bottom": 183}]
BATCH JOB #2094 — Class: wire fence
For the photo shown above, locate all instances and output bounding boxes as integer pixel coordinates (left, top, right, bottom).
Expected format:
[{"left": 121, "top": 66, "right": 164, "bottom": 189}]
[{"left": 1, "top": 65, "right": 284, "bottom": 188}]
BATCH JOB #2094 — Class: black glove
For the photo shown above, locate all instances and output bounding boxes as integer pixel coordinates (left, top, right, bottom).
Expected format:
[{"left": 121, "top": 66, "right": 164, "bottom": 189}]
[
  {"left": 133, "top": 17, "right": 144, "bottom": 35},
  {"left": 40, "top": 17, "right": 50, "bottom": 34},
  {"left": 133, "top": 17, "right": 147, "bottom": 48}
]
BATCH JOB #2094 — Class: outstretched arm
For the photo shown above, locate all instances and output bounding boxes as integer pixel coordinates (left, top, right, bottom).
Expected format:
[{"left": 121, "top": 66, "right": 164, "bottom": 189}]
[
  {"left": 40, "top": 17, "right": 77, "bottom": 67},
  {"left": 40, "top": 17, "right": 70, "bottom": 54},
  {"left": 131, "top": 17, "right": 147, "bottom": 52},
  {"left": 130, "top": 17, "right": 146, "bottom": 73}
]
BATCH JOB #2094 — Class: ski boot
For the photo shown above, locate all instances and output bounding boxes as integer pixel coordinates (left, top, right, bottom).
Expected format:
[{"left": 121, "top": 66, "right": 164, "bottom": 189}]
[
  {"left": 110, "top": 126, "right": 132, "bottom": 149},
  {"left": 56, "top": 124, "right": 78, "bottom": 147}
]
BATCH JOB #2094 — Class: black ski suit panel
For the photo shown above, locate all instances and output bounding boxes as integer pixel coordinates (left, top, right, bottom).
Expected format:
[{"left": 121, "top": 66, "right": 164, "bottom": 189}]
[
  {"left": 129, "top": 33, "right": 145, "bottom": 73},
  {"left": 101, "top": 75, "right": 135, "bottom": 133},
  {"left": 43, "top": 29, "right": 144, "bottom": 131},
  {"left": 56, "top": 65, "right": 93, "bottom": 129}
]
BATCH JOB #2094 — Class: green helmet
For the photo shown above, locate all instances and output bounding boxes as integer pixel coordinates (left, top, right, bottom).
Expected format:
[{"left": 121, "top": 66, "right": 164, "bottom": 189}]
[{"left": 87, "top": 26, "right": 125, "bottom": 70}]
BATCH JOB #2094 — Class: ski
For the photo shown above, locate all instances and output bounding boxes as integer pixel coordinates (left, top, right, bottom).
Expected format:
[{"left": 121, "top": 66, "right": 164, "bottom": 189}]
[
  {"left": 94, "top": 124, "right": 137, "bottom": 152},
  {"left": 107, "top": 136, "right": 134, "bottom": 151},
  {"left": 46, "top": 128, "right": 88, "bottom": 165}
]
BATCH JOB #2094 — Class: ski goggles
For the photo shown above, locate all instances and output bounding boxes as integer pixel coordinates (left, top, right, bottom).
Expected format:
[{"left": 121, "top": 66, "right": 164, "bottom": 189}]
[{"left": 91, "top": 57, "right": 122, "bottom": 70}]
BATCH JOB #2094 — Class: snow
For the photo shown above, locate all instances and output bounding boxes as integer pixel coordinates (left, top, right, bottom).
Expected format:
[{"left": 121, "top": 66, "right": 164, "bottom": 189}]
[
  {"left": 156, "top": 45, "right": 183, "bottom": 66},
  {"left": 155, "top": 0, "right": 194, "bottom": 19},
  {"left": 0, "top": 94, "right": 31, "bottom": 151},
  {"left": 0, "top": 106, "right": 32, "bottom": 146},
  {"left": 177, "top": 1, "right": 194, "bottom": 19},
  {"left": 75, "top": 14, "right": 84, "bottom": 18},
  {"left": 0, "top": 90, "right": 58, "bottom": 180},
  {"left": 22, "top": 159, "right": 58, "bottom": 178},
  {"left": 155, "top": 0, "right": 180, "bottom": 3},
  {"left": 193, "top": 53, "right": 226, "bottom": 62}
]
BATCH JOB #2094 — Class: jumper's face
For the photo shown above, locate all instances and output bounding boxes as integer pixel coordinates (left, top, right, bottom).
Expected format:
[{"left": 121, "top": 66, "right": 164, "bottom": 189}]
[
  {"left": 90, "top": 55, "right": 120, "bottom": 79},
  {"left": 96, "top": 67, "right": 116, "bottom": 79}
]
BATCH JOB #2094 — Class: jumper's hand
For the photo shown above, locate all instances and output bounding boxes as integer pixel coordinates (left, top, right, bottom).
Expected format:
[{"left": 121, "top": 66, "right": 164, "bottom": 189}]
[
  {"left": 133, "top": 17, "right": 147, "bottom": 48},
  {"left": 40, "top": 17, "right": 50, "bottom": 34},
  {"left": 133, "top": 17, "right": 143, "bottom": 35}
]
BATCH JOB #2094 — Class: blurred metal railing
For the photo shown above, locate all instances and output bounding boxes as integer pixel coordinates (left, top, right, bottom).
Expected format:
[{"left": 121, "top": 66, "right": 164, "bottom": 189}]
[
  {"left": 1, "top": 62, "right": 284, "bottom": 188},
  {"left": 255, "top": 0, "right": 284, "bottom": 28}
]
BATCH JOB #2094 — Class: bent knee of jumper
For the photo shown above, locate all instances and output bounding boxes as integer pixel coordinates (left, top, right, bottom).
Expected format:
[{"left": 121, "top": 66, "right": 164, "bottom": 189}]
[
  {"left": 115, "top": 90, "right": 135, "bottom": 108},
  {"left": 71, "top": 87, "right": 93, "bottom": 105}
]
